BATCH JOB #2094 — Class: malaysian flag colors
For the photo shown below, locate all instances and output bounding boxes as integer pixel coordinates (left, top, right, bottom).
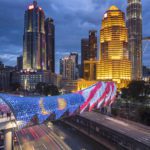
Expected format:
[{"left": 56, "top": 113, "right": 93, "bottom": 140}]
[
  {"left": 78, "top": 82, "right": 117, "bottom": 113},
  {"left": 0, "top": 81, "right": 117, "bottom": 128}
]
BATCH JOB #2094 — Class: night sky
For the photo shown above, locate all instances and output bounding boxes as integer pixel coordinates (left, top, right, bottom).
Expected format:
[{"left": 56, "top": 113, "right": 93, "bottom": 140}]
[{"left": 0, "top": 0, "right": 149, "bottom": 73}]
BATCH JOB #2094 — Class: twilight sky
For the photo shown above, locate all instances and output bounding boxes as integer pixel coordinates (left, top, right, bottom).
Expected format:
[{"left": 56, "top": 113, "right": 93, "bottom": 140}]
[{"left": 0, "top": 0, "right": 149, "bottom": 73}]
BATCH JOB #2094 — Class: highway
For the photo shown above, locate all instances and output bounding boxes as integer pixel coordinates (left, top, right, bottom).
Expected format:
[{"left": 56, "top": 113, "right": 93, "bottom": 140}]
[
  {"left": 80, "top": 111, "right": 150, "bottom": 147},
  {"left": 14, "top": 122, "right": 103, "bottom": 150},
  {"left": 49, "top": 121, "right": 104, "bottom": 150},
  {"left": 14, "top": 124, "right": 71, "bottom": 150}
]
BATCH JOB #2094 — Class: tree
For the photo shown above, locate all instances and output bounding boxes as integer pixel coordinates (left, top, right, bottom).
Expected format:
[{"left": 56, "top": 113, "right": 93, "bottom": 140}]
[
  {"left": 128, "top": 80, "right": 145, "bottom": 99},
  {"left": 48, "top": 84, "right": 59, "bottom": 96},
  {"left": 35, "top": 83, "right": 59, "bottom": 96},
  {"left": 144, "top": 84, "right": 150, "bottom": 97},
  {"left": 10, "top": 82, "right": 21, "bottom": 91},
  {"left": 121, "top": 88, "right": 129, "bottom": 99},
  {"left": 138, "top": 106, "right": 150, "bottom": 126},
  {"left": 35, "top": 82, "right": 46, "bottom": 95}
]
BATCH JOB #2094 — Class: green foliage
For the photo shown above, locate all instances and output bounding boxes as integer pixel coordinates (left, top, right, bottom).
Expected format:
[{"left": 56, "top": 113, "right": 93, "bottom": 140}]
[
  {"left": 128, "top": 80, "right": 145, "bottom": 99},
  {"left": 121, "top": 80, "right": 150, "bottom": 101},
  {"left": 111, "top": 108, "right": 118, "bottom": 116},
  {"left": 10, "top": 82, "right": 21, "bottom": 91},
  {"left": 121, "top": 88, "right": 129, "bottom": 99},
  {"left": 138, "top": 106, "right": 150, "bottom": 126},
  {"left": 36, "top": 82, "right": 59, "bottom": 96},
  {"left": 36, "top": 82, "right": 46, "bottom": 94}
]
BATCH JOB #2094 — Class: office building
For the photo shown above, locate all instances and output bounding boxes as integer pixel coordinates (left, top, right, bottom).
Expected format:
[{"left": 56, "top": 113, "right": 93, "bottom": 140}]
[
  {"left": 60, "top": 55, "right": 76, "bottom": 80},
  {"left": 96, "top": 6, "right": 131, "bottom": 88},
  {"left": 45, "top": 18, "right": 55, "bottom": 72},
  {"left": 81, "top": 31, "right": 97, "bottom": 79},
  {"left": 23, "top": 1, "right": 46, "bottom": 70},
  {"left": 81, "top": 38, "right": 89, "bottom": 77},
  {"left": 20, "top": 70, "right": 50, "bottom": 91},
  {"left": 89, "top": 30, "right": 97, "bottom": 60},
  {"left": 83, "top": 60, "right": 97, "bottom": 80},
  {"left": 17, "top": 56, "right": 23, "bottom": 71},
  {"left": 70, "top": 52, "right": 79, "bottom": 79},
  {"left": 127, "top": 0, "right": 142, "bottom": 79}
]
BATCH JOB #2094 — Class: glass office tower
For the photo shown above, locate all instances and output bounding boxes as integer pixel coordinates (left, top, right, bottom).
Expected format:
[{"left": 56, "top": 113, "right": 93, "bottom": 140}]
[
  {"left": 127, "top": 0, "right": 142, "bottom": 80},
  {"left": 23, "top": 1, "right": 46, "bottom": 70}
]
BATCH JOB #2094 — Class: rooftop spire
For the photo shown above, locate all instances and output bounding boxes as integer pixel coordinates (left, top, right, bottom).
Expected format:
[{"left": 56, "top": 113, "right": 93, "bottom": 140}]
[{"left": 109, "top": 5, "right": 119, "bottom": 11}]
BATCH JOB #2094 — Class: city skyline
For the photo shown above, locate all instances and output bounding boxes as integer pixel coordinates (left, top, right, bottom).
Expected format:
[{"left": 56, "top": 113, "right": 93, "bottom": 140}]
[{"left": 0, "top": 0, "right": 149, "bottom": 73}]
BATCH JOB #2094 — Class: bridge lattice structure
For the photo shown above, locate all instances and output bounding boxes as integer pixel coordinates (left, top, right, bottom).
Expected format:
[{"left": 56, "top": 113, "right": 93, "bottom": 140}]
[{"left": 0, "top": 81, "right": 117, "bottom": 129}]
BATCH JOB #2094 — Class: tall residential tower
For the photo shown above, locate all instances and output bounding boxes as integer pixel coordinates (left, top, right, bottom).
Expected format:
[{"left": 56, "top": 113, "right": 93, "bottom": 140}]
[
  {"left": 23, "top": 1, "right": 46, "bottom": 70},
  {"left": 127, "top": 0, "right": 142, "bottom": 80}
]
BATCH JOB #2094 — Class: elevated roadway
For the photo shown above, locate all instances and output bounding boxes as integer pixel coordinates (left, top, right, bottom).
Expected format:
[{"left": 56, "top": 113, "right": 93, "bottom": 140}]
[{"left": 64, "top": 111, "right": 150, "bottom": 150}]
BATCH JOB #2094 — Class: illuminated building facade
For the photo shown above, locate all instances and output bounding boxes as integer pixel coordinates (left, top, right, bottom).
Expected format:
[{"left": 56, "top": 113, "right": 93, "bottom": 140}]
[
  {"left": 81, "top": 31, "right": 97, "bottom": 79},
  {"left": 127, "top": 0, "right": 142, "bottom": 80},
  {"left": 83, "top": 60, "right": 97, "bottom": 80},
  {"left": 70, "top": 52, "right": 79, "bottom": 79},
  {"left": 96, "top": 6, "right": 131, "bottom": 88},
  {"left": 77, "top": 79, "right": 97, "bottom": 91},
  {"left": 20, "top": 70, "right": 50, "bottom": 91},
  {"left": 60, "top": 55, "right": 76, "bottom": 80},
  {"left": 23, "top": 1, "right": 46, "bottom": 70},
  {"left": 45, "top": 18, "right": 55, "bottom": 72}
]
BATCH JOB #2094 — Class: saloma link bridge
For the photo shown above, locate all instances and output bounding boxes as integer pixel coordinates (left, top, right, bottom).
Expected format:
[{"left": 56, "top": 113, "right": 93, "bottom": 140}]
[
  {"left": 0, "top": 81, "right": 116, "bottom": 127},
  {"left": 0, "top": 81, "right": 116, "bottom": 149}
]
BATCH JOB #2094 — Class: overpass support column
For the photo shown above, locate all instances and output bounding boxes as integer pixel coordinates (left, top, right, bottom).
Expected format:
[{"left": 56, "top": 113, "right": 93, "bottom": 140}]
[{"left": 4, "top": 129, "right": 12, "bottom": 150}]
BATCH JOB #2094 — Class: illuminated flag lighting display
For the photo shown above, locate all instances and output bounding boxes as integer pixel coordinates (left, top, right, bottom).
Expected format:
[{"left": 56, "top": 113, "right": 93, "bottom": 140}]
[{"left": 0, "top": 82, "right": 117, "bottom": 128}]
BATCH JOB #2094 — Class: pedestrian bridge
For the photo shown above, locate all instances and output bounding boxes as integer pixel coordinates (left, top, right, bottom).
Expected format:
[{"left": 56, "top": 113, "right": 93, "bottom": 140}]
[{"left": 0, "top": 81, "right": 116, "bottom": 129}]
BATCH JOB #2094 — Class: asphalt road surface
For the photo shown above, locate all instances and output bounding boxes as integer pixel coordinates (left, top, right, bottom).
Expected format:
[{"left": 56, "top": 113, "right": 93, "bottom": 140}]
[
  {"left": 15, "top": 124, "right": 70, "bottom": 150},
  {"left": 47, "top": 121, "right": 106, "bottom": 150},
  {"left": 15, "top": 121, "right": 105, "bottom": 150}
]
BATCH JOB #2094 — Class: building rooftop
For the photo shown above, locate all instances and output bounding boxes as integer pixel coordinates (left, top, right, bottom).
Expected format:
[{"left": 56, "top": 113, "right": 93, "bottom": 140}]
[{"left": 109, "top": 5, "right": 119, "bottom": 11}]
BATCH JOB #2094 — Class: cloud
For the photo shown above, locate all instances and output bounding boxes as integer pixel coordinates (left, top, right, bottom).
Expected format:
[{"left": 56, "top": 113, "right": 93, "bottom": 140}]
[{"left": 0, "top": 0, "right": 149, "bottom": 73}]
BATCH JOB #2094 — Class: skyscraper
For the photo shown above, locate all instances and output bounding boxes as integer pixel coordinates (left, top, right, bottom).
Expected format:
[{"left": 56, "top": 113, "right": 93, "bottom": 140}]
[
  {"left": 23, "top": 1, "right": 46, "bottom": 70},
  {"left": 81, "top": 31, "right": 97, "bottom": 79},
  {"left": 81, "top": 38, "right": 89, "bottom": 77},
  {"left": 45, "top": 18, "right": 55, "bottom": 72},
  {"left": 60, "top": 55, "right": 76, "bottom": 80},
  {"left": 17, "top": 56, "right": 23, "bottom": 71},
  {"left": 96, "top": 6, "right": 131, "bottom": 88},
  {"left": 70, "top": 52, "right": 78, "bottom": 67},
  {"left": 89, "top": 30, "right": 97, "bottom": 60},
  {"left": 70, "top": 52, "right": 79, "bottom": 79},
  {"left": 127, "top": 0, "right": 142, "bottom": 80}
]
